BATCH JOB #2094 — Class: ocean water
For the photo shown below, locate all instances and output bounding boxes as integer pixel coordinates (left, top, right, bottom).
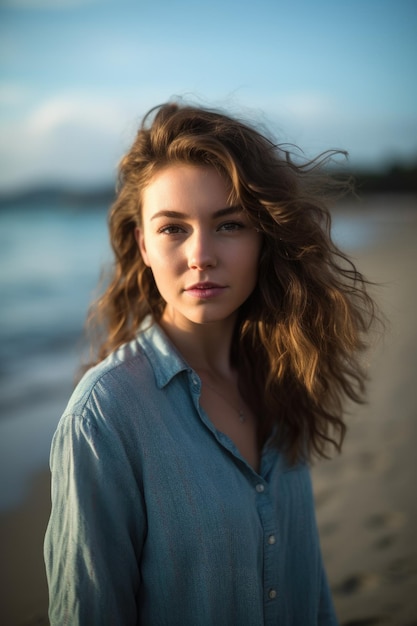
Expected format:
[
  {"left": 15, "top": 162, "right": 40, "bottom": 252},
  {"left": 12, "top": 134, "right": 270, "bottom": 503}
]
[
  {"left": 0, "top": 201, "right": 111, "bottom": 510},
  {"left": 0, "top": 196, "right": 407, "bottom": 510}
]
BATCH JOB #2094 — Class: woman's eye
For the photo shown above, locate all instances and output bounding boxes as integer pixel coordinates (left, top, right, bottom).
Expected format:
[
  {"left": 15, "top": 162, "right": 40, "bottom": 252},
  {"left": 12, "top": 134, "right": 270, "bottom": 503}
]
[
  {"left": 158, "top": 224, "right": 185, "bottom": 235},
  {"left": 218, "top": 221, "right": 244, "bottom": 232}
]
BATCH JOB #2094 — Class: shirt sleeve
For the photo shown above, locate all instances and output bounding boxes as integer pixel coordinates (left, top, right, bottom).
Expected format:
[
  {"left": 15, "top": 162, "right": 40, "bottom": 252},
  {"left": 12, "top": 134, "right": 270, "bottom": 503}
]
[{"left": 44, "top": 409, "right": 146, "bottom": 626}]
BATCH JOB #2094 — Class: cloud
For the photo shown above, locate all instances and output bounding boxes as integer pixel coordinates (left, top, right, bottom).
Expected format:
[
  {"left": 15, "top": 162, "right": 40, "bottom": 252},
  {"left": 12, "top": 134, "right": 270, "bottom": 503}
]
[
  {"left": 237, "top": 90, "right": 417, "bottom": 165},
  {"left": 272, "top": 93, "right": 335, "bottom": 122},
  {"left": 0, "top": 93, "right": 131, "bottom": 190},
  {"left": 0, "top": 83, "right": 30, "bottom": 106},
  {"left": 251, "top": 91, "right": 339, "bottom": 131},
  {"left": 0, "top": 88, "right": 200, "bottom": 191},
  {"left": 27, "top": 95, "right": 123, "bottom": 135}
]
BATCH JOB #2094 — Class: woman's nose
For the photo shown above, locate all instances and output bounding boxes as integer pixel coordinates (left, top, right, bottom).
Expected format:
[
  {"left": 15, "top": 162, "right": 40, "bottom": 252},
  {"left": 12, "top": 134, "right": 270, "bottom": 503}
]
[{"left": 187, "top": 231, "right": 217, "bottom": 270}]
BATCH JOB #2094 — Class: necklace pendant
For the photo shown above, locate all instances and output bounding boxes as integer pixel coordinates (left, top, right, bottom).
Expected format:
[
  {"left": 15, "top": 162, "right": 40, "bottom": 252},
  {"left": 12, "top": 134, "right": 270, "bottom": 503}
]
[{"left": 201, "top": 377, "right": 246, "bottom": 425}]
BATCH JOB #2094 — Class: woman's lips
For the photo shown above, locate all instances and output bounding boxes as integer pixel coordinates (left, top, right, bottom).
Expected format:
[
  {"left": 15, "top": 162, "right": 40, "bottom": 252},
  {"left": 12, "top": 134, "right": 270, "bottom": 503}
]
[{"left": 185, "top": 282, "right": 226, "bottom": 299}]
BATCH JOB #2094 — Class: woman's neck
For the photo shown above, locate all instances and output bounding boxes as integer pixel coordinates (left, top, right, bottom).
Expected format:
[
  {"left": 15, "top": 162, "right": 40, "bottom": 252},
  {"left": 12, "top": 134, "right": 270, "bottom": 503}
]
[{"left": 159, "top": 313, "right": 237, "bottom": 378}]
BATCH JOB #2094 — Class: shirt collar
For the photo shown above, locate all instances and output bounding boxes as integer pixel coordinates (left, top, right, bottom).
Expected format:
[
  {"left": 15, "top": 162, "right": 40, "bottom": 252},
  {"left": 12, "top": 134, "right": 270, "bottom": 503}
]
[{"left": 136, "top": 317, "right": 190, "bottom": 389}]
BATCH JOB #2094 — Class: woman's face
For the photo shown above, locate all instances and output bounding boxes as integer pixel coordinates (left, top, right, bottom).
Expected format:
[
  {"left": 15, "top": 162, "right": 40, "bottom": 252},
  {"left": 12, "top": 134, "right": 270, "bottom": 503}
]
[{"left": 136, "top": 164, "right": 262, "bottom": 331}]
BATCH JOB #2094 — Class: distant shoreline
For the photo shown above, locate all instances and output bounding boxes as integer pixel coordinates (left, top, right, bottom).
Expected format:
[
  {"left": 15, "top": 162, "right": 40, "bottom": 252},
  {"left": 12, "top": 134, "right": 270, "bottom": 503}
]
[
  {"left": 1, "top": 190, "right": 416, "bottom": 214},
  {"left": 0, "top": 161, "right": 416, "bottom": 209},
  {"left": 0, "top": 186, "right": 117, "bottom": 210}
]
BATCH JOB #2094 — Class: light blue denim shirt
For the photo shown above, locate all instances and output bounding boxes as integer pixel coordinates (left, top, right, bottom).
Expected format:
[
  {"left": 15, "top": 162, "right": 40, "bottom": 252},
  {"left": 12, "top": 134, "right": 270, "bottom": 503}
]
[{"left": 44, "top": 320, "right": 338, "bottom": 626}]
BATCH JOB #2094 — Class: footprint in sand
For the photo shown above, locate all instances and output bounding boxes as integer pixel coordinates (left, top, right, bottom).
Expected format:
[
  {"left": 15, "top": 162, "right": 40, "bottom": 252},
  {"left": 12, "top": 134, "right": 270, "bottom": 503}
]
[
  {"left": 365, "top": 511, "right": 406, "bottom": 551},
  {"left": 385, "top": 557, "right": 417, "bottom": 583},
  {"left": 355, "top": 450, "right": 392, "bottom": 474},
  {"left": 365, "top": 511, "right": 406, "bottom": 531},
  {"left": 333, "top": 572, "right": 381, "bottom": 596},
  {"left": 328, "top": 450, "right": 392, "bottom": 485},
  {"left": 373, "top": 533, "right": 396, "bottom": 550}
]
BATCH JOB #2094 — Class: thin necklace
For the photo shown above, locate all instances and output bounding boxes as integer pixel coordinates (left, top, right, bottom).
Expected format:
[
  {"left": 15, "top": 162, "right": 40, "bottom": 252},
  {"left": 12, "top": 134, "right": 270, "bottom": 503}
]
[{"left": 202, "top": 380, "right": 246, "bottom": 424}]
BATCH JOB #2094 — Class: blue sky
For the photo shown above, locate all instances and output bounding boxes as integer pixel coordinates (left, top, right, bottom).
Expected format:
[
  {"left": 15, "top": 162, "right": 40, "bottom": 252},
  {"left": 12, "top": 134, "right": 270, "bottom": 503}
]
[{"left": 1, "top": 0, "right": 416, "bottom": 191}]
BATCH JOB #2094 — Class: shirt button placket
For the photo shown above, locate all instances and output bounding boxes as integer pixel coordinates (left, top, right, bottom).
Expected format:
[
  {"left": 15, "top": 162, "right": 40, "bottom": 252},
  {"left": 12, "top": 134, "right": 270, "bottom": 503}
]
[
  {"left": 190, "top": 374, "right": 201, "bottom": 403},
  {"left": 266, "top": 531, "right": 278, "bottom": 605},
  {"left": 254, "top": 480, "right": 279, "bottom": 618}
]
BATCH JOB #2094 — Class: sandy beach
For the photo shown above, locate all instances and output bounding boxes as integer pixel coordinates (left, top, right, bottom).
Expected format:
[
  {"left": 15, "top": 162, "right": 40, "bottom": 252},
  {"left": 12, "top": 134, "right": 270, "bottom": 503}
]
[
  {"left": 313, "top": 195, "right": 417, "bottom": 626},
  {"left": 1, "top": 195, "right": 416, "bottom": 626}
]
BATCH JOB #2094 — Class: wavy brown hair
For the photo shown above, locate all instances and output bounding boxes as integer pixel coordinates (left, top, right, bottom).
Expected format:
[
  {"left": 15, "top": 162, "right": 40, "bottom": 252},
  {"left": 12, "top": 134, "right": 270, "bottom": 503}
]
[{"left": 85, "top": 101, "right": 379, "bottom": 463}]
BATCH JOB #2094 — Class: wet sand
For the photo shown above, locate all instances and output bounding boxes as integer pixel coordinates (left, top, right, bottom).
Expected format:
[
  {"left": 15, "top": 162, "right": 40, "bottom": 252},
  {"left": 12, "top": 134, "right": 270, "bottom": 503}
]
[{"left": 1, "top": 195, "right": 416, "bottom": 625}]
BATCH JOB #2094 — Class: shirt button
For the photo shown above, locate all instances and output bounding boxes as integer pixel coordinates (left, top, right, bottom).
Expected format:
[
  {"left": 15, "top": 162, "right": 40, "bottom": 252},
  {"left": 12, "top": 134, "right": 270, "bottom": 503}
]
[
  {"left": 268, "top": 588, "right": 277, "bottom": 600},
  {"left": 268, "top": 534, "right": 276, "bottom": 545},
  {"left": 255, "top": 483, "right": 265, "bottom": 493}
]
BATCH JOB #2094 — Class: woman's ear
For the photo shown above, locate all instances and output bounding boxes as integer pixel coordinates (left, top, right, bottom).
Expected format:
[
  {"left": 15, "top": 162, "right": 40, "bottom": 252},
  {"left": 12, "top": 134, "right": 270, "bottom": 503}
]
[{"left": 134, "top": 227, "right": 150, "bottom": 266}]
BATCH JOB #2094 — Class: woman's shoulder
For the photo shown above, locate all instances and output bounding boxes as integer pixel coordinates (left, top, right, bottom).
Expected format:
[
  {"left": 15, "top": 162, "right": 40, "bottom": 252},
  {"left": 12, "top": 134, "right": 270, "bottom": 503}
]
[
  {"left": 62, "top": 335, "right": 154, "bottom": 424},
  {"left": 50, "top": 322, "right": 191, "bottom": 456},
  {"left": 59, "top": 322, "right": 188, "bottom": 430}
]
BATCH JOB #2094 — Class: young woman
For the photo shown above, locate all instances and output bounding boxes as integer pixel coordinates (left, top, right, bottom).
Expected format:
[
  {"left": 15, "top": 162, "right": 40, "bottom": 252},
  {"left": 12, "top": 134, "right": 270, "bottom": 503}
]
[{"left": 44, "top": 102, "right": 377, "bottom": 625}]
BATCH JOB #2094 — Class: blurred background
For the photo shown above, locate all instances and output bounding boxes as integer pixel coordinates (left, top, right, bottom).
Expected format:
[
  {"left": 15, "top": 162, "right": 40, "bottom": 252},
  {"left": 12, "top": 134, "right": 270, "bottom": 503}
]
[{"left": 0, "top": 1, "right": 416, "bottom": 624}]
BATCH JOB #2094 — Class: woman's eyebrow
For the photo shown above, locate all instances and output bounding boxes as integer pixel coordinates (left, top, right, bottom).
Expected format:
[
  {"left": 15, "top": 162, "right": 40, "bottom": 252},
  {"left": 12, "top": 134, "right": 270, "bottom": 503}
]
[
  {"left": 213, "top": 206, "right": 243, "bottom": 218},
  {"left": 150, "top": 206, "right": 242, "bottom": 221}
]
